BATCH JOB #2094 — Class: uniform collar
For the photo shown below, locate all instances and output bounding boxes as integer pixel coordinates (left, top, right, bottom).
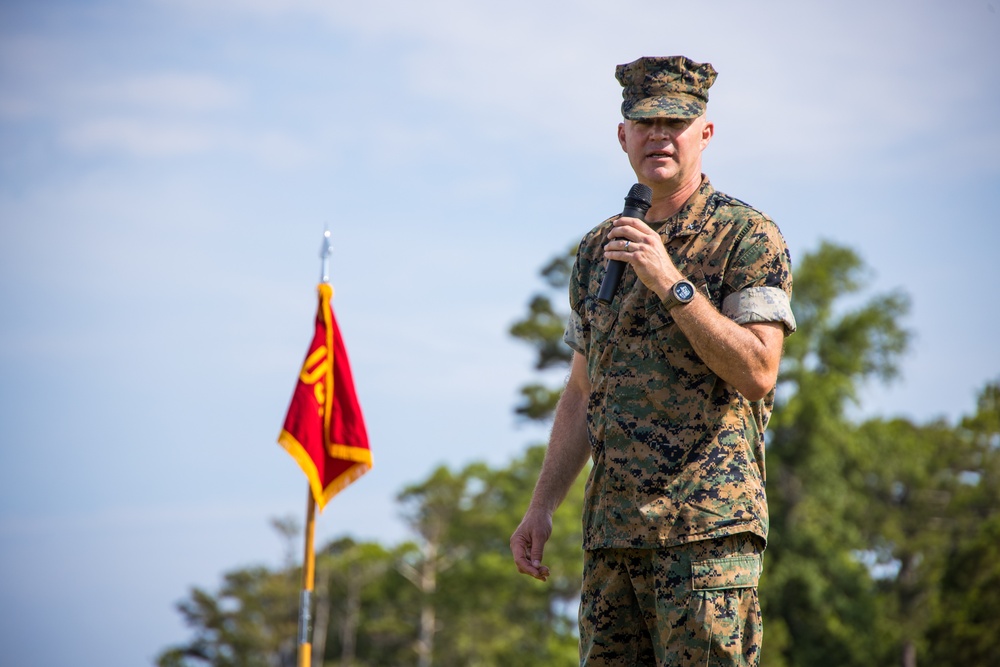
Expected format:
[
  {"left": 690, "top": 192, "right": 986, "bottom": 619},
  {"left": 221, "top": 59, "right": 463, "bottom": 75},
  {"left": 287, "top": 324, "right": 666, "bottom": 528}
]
[{"left": 651, "top": 175, "right": 714, "bottom": 241}]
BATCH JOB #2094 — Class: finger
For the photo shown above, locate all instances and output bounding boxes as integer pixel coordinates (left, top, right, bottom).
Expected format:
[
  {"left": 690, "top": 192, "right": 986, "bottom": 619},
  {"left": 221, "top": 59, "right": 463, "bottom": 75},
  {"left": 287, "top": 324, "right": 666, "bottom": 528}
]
[
  {"left": 529, "top": 533, "right": 550, "bottom": 581},
  {"left": 614, "top": 216, "right": 652, "bottom": 232},
  {"left": 511, "top": 534, "right": 542, "bottom": 578},
  {"left": 527, "top": 525, "right": 548, "bottom": 560},
  {"left": 604, "top": 238, "right": 642, "bottom": 256},
  {"left": 607, "top": 224, "right": 645, "bottom": 239},
  {"left": 515, "top": 554, "right": 547, "bottom": 581},
  {"left": 523, "top": 559, "right": 548, "bottom": 581}
]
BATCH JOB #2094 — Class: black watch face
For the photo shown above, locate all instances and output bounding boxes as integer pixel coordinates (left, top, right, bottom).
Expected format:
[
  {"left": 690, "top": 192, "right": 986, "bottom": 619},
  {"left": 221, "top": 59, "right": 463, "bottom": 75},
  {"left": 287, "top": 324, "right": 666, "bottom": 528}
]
[{"left": 675, "top": 281, "right": 694, "bottom": 301}]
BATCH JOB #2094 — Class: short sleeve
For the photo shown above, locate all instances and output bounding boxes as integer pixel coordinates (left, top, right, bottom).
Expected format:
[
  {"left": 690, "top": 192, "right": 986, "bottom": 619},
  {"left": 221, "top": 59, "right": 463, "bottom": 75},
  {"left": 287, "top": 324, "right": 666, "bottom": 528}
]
[
  {"left": 721, "top": 286, "right": 796, "bottom": 333},
  {"left": 722, "top": 217, "right": 796, "bottom": 333},
  {"left": 565, "top": 242, "right": 590, "bottom": 355},
  {"left": 563, "top": 310, "right": 586, "bottom": 354}
]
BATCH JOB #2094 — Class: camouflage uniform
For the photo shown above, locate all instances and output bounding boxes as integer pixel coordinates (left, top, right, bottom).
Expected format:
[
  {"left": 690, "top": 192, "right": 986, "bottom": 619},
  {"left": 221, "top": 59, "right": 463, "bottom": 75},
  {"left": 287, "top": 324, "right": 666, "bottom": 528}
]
[
  {"left": 579, "top": 533, "right": 763, "bottom": 666},
  {"left": 564, "top": 176, "right": 795, "bottom": 666}
]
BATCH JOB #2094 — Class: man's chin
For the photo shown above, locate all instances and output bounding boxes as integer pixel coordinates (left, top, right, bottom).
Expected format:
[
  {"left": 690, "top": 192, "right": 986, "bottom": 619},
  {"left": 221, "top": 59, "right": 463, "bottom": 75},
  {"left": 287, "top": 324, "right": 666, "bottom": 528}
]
[{"left": 641, "top": 170, "right": 679, "bottom": 187}]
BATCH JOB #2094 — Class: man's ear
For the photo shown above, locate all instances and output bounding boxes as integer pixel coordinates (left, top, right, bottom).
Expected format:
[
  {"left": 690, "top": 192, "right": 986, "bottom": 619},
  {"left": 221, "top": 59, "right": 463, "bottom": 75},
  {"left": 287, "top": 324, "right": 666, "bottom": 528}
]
[
  {"left": 618, "top": 122, "right": 628, "bottom": 152},
  {"left": 701, "top": 119, "right": 715, "bottom": 149}
]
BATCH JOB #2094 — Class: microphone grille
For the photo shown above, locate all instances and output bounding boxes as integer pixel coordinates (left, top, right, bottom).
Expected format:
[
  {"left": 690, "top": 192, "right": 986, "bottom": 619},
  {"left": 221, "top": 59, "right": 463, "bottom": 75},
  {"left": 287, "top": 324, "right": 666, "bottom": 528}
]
[{"left": 627, "top": 183, "right": 653, "bottom": 205}]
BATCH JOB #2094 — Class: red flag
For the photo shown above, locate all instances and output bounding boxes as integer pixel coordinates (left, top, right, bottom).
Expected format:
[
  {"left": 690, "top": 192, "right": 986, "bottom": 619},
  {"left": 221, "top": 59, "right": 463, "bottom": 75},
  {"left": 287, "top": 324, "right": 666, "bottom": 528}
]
[{"left": 278, "top": 283, "right": 371, "bottom": 511}]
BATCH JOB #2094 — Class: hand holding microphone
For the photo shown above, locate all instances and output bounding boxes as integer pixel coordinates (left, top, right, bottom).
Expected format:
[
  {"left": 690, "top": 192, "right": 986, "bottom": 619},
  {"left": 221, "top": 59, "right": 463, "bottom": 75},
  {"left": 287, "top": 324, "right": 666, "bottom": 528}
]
[{"left": 597, "top": 183, "right": 653, "bottom": 304}]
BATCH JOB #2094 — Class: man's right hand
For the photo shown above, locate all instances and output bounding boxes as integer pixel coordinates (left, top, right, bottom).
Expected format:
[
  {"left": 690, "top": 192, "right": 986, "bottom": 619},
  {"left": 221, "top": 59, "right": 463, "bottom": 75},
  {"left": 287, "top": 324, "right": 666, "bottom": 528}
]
[
  {"left": 510, "top": 509, "right": 553, "bottom": 582},
  {"left": 509, "top": 353, "right": 592, "bottom": 583}
]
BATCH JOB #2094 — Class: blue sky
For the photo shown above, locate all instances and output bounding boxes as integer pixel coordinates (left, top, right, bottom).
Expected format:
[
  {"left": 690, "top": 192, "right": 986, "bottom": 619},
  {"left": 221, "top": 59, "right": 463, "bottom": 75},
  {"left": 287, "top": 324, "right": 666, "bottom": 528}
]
[{"left": 1, "top": 1, "right": 998, "bottom": 665}]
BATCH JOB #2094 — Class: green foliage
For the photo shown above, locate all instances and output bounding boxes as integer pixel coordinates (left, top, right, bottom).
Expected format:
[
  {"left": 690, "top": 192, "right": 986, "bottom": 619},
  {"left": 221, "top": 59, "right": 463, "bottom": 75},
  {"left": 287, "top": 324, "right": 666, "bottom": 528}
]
[
  {"left": 777, "top": 240, "right": 911, "bottom": 424},
  {"left": 852, "top": 417, "right": 965, "bottom": 665},
  {"left": 396, "top": 449, "right": 584, "bottom": 666},
  {"left": 926, "top": 383, "right": 1000, "bottom": 666},
  {"left": 508, "top": 244, "right": 577, "bottom": 422},
  {"left": 928, "top": 513, "right": 1000, "bottom": 665},
  {"left": 156, "top": 566, "right": 298, "bottom": 667},
  {"left": 313, "top": 538, "right": 415, "bottom": 666},
  {"left": 763, "top": 241, "right": 913, "bottom": 667},
  {"left": 157, "top": 448, "right": 584, "bottom": 667}
]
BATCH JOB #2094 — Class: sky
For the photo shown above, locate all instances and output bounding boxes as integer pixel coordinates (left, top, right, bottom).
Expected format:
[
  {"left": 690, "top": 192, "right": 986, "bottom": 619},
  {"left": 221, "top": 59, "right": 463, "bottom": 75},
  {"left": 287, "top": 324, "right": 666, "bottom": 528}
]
[{"left": 0, "top": 1, "right": 998, "bottom": 665}]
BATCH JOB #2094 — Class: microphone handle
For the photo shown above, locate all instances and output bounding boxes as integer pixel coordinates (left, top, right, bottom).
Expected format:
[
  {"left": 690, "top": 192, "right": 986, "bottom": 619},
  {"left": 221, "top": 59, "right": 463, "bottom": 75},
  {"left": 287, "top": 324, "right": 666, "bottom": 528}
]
[{"left": 596, "top": 201, "right": 650, "bottom": 304}]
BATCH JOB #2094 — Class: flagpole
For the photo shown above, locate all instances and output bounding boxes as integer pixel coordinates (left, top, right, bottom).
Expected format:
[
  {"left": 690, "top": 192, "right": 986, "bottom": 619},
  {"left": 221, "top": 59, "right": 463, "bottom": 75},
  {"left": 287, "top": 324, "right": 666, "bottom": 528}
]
[
  {"left": 298, "top": 488, "right": 317, "bottom": 667},
  {"left": 281, "top": 226, "right": 371, "bottom": 667},
  {"left": 297, "top": 228, "right": 332, "bottom": 667}
]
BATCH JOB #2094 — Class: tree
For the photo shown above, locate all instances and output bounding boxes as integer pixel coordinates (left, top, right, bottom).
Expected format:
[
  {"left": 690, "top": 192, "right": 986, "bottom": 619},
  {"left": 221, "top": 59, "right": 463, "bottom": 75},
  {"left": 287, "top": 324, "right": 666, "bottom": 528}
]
[
  {"left": 156, "top": 565, "right": 299, "bottom": 667},
  {"left": 396, "top": 466, "right": 467, "bottom": 667},
  {"left": 761, "top": 241, "right": 912, "bottom": 667},
  {"left": 313, "top": 538, "right": 413, "bottom": 667},
  {"left": 926, "top": 382, "right": 1000, "bottom": 666},
  {"left": 851, "top": 416, "right": 964, "bottom": 667},
  {"left": 508, "top": 244, "right": 576, "bottom": 422},
  {"left": 395, "top": 451, "right": 584, "bottom": 666}
]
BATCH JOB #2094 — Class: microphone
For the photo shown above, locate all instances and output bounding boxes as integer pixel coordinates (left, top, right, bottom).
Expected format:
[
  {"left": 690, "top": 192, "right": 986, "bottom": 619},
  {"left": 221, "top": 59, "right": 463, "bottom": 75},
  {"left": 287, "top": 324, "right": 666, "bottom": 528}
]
[{"left": 597, "top": 183, "right": 653, "bottom": 304}]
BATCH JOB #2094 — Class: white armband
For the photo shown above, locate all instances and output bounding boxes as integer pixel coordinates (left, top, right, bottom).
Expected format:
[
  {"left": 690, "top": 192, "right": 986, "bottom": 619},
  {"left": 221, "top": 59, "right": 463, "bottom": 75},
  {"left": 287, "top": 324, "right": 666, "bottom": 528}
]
[
  {"left": 563, "top": 310, "right": 586, "bottom": 354},
  {"left": 721, "top": 286, "right": 797, "bottom": 334}
]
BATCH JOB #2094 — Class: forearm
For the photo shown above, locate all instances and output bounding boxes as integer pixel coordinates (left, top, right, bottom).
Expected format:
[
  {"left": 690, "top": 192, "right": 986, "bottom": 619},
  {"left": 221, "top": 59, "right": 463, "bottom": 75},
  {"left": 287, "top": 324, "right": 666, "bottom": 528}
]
[
  {"left": 528, "top": 361, "right": 591, "bottom": 515},
  {"left": 602, "top": 218, "right": 784, "bottom": 400},
  {"left": 670, "top": 293, "right": 783, "bottom": 401}
]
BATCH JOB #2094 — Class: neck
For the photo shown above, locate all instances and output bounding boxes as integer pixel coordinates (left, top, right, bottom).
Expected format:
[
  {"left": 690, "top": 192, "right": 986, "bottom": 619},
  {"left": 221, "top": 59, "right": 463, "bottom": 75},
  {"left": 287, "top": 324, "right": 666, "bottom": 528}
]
[{"left": 644, "top": 171, "right": 703, "bottom": 221}]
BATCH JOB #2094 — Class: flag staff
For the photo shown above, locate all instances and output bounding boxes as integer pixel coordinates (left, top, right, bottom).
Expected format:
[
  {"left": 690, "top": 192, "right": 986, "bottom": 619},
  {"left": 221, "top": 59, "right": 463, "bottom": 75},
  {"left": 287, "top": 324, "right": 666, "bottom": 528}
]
[
  {"left": 298, "top": 490, "right": 317, "bottom": 667},
  {"left": 296, "top": 228, "right": 333, "bottom": 667},
  {"left": 280, "top": 225, "right": 371, "bottom": 667}
]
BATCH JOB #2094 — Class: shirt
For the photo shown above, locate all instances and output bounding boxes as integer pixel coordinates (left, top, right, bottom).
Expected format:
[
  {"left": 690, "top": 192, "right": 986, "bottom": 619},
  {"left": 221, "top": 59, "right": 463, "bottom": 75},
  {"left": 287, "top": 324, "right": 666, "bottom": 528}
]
[{"left": 565, "top": 176, "right": 795, "bottom": 549}]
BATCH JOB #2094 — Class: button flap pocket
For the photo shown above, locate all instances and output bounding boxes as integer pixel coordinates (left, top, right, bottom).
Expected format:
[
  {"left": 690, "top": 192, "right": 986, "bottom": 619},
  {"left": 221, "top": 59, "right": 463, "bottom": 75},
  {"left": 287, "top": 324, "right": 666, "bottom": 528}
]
[
  {"left": 691, "top": 555, "right": 761, "bottom": 591},
  {"left": 583, "top": 294, "right": 619, "bottom": 334}
]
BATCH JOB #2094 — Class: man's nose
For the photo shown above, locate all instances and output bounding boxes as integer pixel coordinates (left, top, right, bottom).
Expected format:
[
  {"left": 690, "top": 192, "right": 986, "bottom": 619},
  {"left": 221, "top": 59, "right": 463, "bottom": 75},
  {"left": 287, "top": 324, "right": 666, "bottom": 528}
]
[{"left": 649, "top": 120, "right": 672, "bottom": 138}]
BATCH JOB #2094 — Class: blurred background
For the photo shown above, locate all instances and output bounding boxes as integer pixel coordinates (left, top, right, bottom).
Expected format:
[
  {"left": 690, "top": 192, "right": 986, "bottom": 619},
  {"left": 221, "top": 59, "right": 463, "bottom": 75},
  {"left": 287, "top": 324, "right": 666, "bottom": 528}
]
[{"left": 1, "top": 1, "right": 998, "bottom": 665}]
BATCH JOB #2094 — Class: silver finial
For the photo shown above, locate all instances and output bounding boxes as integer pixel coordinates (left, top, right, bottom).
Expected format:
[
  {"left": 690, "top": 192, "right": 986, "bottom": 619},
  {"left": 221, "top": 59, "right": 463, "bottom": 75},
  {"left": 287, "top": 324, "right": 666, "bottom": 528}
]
[{"left": 319, "top": 228, "right": 332, "bottom": 283}]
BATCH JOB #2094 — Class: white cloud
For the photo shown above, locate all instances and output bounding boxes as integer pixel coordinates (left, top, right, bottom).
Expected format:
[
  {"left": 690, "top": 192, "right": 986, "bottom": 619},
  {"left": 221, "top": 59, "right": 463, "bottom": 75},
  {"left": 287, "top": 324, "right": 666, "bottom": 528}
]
[
  {"left": 63, "top": 117, "right": 217, "bottom": 155},
  {"left": 59, "top": 114, "right": 321, "bottom": 165},
  {"left": 154, "top": 0, "right": 1000, "bottom": 176},
  {"left": 13, "top": 0, "right": 994, "bottom": 174},
  {"left": 0, "top": 42, "right": 243, "bottom": 118},
  {"left": 83, "top": 72, "right": 244, "bottom": 113}
]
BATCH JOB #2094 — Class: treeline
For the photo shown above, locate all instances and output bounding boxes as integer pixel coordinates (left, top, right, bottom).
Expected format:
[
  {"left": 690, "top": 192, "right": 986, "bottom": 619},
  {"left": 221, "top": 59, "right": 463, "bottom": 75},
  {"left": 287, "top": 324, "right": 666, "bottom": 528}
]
[{"left": 158, "top": 242, "right": 999, "bottom": 667}]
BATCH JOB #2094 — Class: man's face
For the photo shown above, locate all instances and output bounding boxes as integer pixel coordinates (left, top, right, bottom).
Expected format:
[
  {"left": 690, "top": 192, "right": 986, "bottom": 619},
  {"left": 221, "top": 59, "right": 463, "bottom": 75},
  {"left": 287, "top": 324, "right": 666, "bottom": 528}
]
[{"left": 617, "top": 115, "right": 714, "bottom": 192}]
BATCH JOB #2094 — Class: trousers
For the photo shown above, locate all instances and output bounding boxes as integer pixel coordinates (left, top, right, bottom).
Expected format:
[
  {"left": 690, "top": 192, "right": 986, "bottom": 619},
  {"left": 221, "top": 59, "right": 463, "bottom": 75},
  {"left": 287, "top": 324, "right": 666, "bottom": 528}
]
[{"left": 579, "top": 532, "right": 763, "bottom": 667}]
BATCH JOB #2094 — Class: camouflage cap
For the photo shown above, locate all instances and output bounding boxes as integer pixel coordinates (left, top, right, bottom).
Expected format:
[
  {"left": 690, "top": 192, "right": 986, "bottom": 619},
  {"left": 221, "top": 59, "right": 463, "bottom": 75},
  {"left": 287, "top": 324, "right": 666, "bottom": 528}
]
[{"left": 616, "top": 56, "right": 718, "bottom": 120}]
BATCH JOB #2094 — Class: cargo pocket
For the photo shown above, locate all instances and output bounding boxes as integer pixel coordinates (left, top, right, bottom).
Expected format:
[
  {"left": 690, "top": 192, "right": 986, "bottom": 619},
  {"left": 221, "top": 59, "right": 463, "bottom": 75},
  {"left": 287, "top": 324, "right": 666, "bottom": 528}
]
[
  {"left": 691, "top": 555, "right": 762, "bottom": 666},
  {"left": 691, "top": 555, "right": 761, "bottom": 591}
]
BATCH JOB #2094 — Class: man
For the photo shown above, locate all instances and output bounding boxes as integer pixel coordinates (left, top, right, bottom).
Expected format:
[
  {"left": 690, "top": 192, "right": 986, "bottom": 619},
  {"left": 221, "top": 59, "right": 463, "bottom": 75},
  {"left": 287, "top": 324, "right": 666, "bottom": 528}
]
[{"left": 510, "top": 56, "right": 796, "bottom": 666}]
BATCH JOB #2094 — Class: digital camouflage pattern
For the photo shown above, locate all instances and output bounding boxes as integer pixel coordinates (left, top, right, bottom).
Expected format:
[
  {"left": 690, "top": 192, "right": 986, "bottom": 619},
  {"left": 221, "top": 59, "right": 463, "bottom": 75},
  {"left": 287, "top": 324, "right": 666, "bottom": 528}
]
[
  {"left": 616, "top": 56, "right": 718, "bottom": 120},
  {"left": 564, "top": 177, "right": 795, "bottom": 551},
  {"left": 721, "top": 286, "right": 797, "bottom": 328},
  {"left": 580, "top": 533, "right": 763, "bottom": 667}
]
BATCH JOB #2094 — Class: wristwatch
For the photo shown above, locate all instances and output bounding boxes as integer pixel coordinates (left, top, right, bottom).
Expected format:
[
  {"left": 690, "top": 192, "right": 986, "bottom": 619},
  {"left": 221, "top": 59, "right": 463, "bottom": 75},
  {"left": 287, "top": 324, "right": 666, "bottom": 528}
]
[{"left": 661, "top": 279, "right": 696, "bottom": 312}]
